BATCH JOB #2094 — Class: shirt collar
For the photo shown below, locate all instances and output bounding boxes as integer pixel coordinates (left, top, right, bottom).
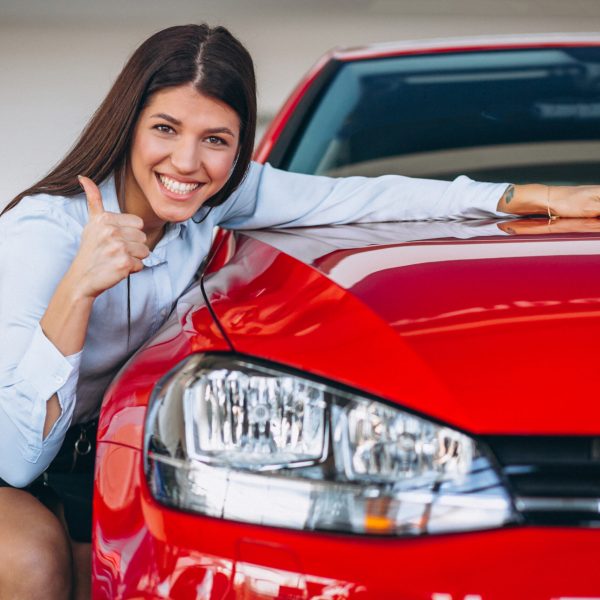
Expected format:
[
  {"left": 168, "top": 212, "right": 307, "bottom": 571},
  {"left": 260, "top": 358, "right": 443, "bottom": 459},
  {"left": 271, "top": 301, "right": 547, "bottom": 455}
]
[{"left": 143, "top": 221, "right": 188, "bottom": 267}]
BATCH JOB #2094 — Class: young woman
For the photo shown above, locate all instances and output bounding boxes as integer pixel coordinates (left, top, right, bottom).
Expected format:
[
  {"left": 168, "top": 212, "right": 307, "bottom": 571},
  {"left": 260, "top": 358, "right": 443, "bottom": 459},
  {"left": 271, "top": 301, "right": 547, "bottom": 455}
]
[{"left": 1, "top": 23, "right": 599, "bottom": 600}]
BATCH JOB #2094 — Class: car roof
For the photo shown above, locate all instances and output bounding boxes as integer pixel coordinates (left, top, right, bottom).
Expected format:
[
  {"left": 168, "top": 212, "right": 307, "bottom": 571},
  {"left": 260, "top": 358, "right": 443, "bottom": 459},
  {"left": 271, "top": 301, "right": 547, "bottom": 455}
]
[{"left": 330, "top": 32, "right": 600, "bottom": 62}]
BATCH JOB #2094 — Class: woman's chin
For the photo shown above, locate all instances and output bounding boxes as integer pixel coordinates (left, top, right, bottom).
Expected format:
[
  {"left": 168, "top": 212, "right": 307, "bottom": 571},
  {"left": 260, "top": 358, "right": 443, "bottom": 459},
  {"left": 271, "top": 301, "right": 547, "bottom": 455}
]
[
  {"left": 158, "top": 211, "right": 195, "bottom": 223},
  {"left": 153, "top": 204, "right": 198, "bottom": 224}
]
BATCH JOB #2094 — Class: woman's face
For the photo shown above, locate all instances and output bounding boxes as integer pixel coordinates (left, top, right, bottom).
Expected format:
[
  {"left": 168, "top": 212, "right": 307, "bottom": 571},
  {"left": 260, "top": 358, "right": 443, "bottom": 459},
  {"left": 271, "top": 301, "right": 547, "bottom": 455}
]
[{"left": 125, "top": 84, "right": 241, "bottom": 231}]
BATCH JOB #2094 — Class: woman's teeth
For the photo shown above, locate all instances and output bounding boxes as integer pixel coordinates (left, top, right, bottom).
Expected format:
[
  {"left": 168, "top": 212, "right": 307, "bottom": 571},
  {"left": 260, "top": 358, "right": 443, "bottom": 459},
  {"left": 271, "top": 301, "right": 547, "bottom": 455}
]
[{"left": 159, "top": 174, "right": 200, "bottom": 194}]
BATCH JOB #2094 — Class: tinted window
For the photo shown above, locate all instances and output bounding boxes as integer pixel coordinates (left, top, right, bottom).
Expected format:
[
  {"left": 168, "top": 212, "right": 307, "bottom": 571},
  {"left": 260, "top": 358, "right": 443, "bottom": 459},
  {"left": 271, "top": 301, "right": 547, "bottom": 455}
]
[{"left": 284, "top": 47, "right": 600, "bottom": 184}]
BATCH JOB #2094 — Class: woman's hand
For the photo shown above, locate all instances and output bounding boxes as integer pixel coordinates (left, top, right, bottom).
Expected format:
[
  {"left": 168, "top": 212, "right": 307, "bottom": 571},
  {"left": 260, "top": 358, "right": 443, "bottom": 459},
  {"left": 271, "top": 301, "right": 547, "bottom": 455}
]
[
  {"left": 497, "top": 184, "right": 600, "bottom": 218},
  {"left": 72, "top": 176, "right": 150, "bottom": 299},
  {"left": 547, "top": 186, "right": 600, "bottom": 218}
]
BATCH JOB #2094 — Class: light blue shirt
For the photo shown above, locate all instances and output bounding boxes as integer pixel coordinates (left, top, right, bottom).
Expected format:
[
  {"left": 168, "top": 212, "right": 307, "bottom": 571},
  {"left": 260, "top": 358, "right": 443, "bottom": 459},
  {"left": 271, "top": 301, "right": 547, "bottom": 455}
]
[{"left": 0, "top": 162, "right": 508, "bottom": 486}]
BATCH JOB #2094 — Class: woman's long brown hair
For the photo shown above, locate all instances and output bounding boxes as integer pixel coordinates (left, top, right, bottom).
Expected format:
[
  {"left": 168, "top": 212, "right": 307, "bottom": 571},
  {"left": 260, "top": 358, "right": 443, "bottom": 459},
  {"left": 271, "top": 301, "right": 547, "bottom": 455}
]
[{"left": 2, "top": 24, "right": 256, "bottom": 215}]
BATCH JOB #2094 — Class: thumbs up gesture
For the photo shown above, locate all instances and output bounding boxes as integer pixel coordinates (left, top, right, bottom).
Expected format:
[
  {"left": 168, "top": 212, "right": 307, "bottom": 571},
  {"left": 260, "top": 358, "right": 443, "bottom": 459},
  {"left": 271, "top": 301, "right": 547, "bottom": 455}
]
[{"left": 73, "top": 176, "right": 150, "bottom": 298}]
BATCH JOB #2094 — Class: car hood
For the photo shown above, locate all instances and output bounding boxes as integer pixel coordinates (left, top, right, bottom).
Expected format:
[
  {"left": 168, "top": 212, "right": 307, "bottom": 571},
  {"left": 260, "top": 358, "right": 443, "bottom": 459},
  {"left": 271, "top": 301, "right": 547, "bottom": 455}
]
[{"left": 203, "top": 220, "right": 600, "bottom": 435}]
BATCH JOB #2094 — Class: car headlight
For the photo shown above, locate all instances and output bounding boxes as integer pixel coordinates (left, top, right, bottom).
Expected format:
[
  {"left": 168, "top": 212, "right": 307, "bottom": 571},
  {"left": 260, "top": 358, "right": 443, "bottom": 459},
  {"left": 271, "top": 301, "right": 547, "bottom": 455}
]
[{"left": 145, "top": 354, "right": 515, "bottom": 535}]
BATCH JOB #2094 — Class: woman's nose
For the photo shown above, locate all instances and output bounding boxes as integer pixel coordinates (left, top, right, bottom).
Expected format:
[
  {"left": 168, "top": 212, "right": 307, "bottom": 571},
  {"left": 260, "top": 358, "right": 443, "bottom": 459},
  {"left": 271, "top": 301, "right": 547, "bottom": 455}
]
[{"left": 170, "top": 138, "right": 201, "bottom": 174}]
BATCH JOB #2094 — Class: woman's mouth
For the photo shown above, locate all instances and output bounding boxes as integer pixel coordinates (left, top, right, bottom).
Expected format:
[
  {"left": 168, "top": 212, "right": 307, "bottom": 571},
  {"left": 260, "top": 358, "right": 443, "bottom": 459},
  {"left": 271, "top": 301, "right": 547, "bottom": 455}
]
[{"left": 157, "top": 173, "right": 202, "bottom": 197}]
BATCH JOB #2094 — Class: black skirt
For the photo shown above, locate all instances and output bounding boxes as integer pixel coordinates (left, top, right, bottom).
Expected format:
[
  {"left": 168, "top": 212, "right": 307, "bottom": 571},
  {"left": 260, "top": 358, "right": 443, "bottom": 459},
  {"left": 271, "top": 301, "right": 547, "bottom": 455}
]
[{"left": 0, "top": 421, "right": 97, "bottom": 543}]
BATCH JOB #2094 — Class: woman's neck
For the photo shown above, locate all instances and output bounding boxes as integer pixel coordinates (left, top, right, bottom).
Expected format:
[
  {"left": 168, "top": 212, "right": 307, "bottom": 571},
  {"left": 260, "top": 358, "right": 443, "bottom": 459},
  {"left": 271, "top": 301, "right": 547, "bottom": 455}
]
[{"left": 145, "top": 225, "right": 166, "bottom": 251}]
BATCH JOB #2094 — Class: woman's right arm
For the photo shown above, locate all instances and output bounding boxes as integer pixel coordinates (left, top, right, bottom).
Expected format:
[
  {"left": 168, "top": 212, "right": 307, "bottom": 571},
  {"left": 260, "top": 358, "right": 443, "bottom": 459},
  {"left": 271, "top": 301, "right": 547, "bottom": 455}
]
[
  {"left": 39, "top": 177, "right": 147, "bottom": 436},
  {"left": 0, "top": 177, "right": 148, "bottom": 485}
]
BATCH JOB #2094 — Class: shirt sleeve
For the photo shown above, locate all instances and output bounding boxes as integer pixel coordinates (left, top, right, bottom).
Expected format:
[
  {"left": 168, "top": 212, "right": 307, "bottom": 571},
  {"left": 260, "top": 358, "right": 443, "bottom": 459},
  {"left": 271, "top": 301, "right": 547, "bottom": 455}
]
[
  {"left": 0, "top": 204, "right": 82, "bottom": 486},
  {"left": 216, "top": 162, "right": 512, "bottom": 229}
]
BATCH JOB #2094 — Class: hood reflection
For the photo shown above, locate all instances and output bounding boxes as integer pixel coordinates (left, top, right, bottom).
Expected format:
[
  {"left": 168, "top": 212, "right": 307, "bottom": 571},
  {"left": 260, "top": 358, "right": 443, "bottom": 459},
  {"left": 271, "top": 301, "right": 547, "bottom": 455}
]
[{"left": 244, "top": 218, "right": 600, "bottom": 289}]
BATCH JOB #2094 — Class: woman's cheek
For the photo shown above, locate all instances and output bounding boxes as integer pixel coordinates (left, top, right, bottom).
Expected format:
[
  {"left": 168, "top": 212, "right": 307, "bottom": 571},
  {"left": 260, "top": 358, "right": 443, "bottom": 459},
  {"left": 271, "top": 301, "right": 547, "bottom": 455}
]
[
  {"left": 144, "top": 137, "right": 171, "bottom": 168},
  {"left": 218, "top": 151, "right": 238, "bottom": 182}
]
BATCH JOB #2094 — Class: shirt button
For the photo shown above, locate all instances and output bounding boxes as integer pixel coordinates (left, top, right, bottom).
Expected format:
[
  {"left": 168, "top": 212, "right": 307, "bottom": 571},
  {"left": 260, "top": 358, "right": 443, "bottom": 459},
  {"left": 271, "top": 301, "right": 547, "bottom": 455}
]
[
  {"left": 54, "top": 375, "right": 65, "bottom": 385},
  {"left": 160, "top": 309, "right": 167, "bottom": 317}
]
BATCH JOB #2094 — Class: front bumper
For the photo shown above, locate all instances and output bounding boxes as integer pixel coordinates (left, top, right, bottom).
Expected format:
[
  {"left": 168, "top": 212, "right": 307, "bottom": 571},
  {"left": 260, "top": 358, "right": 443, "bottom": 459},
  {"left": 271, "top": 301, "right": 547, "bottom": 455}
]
[{"left": 92, "top": 442, "right": 600, "bottom": 600}]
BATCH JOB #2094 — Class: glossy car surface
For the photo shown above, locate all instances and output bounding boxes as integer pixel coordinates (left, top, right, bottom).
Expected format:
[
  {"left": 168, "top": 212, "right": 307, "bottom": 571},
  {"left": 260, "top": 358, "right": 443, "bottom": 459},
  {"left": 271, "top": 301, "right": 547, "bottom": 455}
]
[{"left": 93, "top": 35, "right": 600, "bottom": 599}]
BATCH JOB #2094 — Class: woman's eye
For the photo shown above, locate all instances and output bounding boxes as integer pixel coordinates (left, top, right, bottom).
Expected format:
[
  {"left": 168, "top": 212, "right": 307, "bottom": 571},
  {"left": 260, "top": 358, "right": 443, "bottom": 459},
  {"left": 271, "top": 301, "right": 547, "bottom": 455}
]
[
  {"left": 206, "top": 136, "right": 227, "bottom": 146},
  {"left": 154, "top": 124, "right": 174, "bottom": 134}
]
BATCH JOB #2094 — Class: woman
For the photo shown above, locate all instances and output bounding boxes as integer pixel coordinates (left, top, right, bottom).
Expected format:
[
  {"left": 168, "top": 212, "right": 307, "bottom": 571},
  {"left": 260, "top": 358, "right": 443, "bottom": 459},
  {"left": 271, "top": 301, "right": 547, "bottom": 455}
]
[{"left": 1, "top": 23, "right": 599, "bottom": 599}]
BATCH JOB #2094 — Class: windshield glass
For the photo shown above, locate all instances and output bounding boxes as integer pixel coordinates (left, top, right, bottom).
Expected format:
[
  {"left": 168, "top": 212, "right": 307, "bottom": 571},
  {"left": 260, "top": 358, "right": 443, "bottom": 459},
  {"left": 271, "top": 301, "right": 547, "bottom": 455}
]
[{"left": 283, "top": 47, "right": 600, "bottom": 185}]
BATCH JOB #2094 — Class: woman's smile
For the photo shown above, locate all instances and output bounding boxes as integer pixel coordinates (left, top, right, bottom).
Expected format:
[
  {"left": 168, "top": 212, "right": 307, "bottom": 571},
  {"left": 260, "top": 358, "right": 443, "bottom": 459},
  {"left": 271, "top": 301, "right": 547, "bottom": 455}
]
[{"left": 156, "top": 173, "right": 204, "bottom": 200}]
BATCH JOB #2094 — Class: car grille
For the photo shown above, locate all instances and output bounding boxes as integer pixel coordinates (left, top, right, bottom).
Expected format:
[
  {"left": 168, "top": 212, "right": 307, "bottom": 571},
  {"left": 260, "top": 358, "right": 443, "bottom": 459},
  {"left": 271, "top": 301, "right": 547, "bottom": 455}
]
[{"left": 483, "top": 436, "right": 600, "bottom": 526}]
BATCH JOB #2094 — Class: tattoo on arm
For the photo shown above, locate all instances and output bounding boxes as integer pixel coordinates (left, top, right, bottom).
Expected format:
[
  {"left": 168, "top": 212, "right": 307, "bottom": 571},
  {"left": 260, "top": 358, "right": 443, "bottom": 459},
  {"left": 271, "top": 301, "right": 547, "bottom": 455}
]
[{"left": 501, "top": 184, "right": 515, "bottom": 206}]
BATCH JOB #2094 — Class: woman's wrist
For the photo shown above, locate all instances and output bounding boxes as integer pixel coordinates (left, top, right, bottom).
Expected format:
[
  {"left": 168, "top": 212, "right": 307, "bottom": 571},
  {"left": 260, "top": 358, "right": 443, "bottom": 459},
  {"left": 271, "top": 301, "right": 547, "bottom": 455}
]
[
  {"left": 63, "top": 267, "right": 97, "bottom": 304},
  {"left": 496, "top": 183, "right": 550, "bottom": 215}
]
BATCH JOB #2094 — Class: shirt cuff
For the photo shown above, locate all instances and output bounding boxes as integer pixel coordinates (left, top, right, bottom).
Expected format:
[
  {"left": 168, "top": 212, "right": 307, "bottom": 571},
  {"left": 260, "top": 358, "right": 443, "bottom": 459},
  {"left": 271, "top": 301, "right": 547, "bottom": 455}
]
[
  {"left": 449, "top": 177, "right": 514, "bottom": 218},
  {"left": 15, "top": 324, "right": 81, "bottom": 406}
]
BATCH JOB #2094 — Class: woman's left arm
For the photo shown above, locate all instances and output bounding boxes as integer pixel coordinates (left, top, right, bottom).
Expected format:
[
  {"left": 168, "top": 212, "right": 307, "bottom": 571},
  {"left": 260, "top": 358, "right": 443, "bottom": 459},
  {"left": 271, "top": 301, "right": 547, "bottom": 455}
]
[
  {"left": 218, "top": 163, "right": 507, "bottom": 228},
  {"left": 217, "top": 163, "right": 600, "bottom": 229},
  {"left": 497, "top": 184, "right": 600, "bottom": 218}
]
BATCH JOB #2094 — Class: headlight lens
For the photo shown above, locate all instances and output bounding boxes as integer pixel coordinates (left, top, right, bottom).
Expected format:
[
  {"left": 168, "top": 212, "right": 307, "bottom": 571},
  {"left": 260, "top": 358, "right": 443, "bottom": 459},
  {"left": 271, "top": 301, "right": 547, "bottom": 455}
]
[
  {"left": 145, "top": 354, "right": 515, "bottom": 535},
  {"left": 184, "top": 369, "right": 327, "bottom": 468}
]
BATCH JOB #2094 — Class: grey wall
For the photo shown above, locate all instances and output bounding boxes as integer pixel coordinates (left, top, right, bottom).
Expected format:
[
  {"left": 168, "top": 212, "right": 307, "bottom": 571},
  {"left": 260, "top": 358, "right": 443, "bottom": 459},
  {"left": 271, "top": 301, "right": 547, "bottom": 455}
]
[{"left": 2, "top": 0, "right": 600, "bottom": 208}]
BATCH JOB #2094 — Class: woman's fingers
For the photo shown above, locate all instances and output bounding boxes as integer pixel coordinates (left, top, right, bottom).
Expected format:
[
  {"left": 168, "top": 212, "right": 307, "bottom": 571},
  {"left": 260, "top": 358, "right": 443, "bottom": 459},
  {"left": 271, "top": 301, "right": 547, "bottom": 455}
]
[
  {"left": 115, "top": 226, "right": 148, "bottom": 244},
  {"left": 93, "top": 210, "right": 145, "bottom": 231},
  {"left": 78, "top": 175, "right": 105, "bottom": 218},
  {"left": 125, "top": 241, "right": 151, "bottom": 260},
  {"left": 130, "top": 257, "right": 145, "bottom": 273},
  {"left": 78, "top": 176, "right": 144, "bottom": 229},
  {"left": 107, "top": 212, "right": 145, "bottom": 230}
]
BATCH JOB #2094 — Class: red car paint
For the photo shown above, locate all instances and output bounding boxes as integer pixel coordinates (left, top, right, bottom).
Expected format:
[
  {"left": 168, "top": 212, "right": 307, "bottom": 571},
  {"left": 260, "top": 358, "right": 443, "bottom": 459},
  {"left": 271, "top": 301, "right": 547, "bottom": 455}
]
[{"left": 93, "top": 36, "right": 600, "bottom": 599}]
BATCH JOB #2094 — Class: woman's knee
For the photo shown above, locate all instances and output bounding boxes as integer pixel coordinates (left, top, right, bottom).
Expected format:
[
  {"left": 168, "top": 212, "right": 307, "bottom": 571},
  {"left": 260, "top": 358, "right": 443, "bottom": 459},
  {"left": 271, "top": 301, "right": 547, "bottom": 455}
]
[{"left": 0, "top": 488, "right": 72, "bottom": 600}]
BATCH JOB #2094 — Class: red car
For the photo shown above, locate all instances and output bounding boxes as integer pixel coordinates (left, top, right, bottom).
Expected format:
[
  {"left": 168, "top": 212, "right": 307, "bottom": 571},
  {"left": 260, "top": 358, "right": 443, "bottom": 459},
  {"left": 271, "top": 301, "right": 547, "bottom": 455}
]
[{"left": 93, "top": 35, "right": 600, "bottom": 599}]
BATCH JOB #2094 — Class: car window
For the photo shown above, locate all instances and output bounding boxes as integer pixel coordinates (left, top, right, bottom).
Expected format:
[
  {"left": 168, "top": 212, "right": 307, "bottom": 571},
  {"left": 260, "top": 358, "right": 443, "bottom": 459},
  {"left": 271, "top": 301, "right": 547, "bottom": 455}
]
[{"left": 283, "top": 47, "right": 600, "bottom": 185}]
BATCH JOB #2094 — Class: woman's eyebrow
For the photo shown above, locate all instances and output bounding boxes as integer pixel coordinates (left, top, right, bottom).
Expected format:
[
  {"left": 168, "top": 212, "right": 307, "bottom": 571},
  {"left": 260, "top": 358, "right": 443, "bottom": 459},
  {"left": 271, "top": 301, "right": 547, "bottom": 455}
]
[
  {"left": 204, "top": 127, "right": 236, "bottom": 137},
  {"left": 150, "top": 112, "right": 181, "bottom": 125}
]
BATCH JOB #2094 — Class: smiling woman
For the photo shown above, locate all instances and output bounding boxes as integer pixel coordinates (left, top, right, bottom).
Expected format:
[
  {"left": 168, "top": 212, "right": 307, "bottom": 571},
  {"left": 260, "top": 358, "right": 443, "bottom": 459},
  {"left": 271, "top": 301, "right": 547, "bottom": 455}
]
[{"left": 0, "top": 23, "right": 600, "bottom": 600}]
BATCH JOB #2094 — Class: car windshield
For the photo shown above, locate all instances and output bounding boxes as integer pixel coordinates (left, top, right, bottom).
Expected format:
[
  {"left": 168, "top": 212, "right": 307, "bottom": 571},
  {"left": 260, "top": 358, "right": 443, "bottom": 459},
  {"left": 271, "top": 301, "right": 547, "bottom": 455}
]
[{"left": 283, "top": 47, "right": 600, "bottom": 185}]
